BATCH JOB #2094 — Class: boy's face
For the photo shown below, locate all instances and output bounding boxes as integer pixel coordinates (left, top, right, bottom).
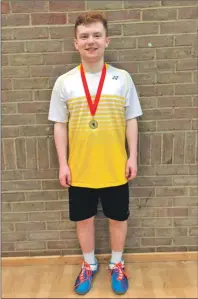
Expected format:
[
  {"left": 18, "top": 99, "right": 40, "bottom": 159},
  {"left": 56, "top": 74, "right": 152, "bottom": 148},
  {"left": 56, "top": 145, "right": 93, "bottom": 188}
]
[{"left": 74, "top": 22, "right": 110, "bottom": 63}]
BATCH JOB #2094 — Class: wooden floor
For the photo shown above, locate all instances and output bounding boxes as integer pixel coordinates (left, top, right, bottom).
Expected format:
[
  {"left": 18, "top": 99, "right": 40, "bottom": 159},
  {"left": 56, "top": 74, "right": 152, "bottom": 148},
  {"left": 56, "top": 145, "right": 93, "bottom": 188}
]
[{"left": 2, "top": 260, "right": 197, "bottom": 298}]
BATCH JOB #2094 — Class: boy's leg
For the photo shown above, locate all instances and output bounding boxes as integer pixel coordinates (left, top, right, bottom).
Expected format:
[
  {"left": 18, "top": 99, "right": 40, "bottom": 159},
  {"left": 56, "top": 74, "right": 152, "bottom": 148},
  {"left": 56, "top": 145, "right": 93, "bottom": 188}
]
[
  {"left": 68, "top": 186, "right": 99, "bottom": 295},
  {"left": 77, "top": 216, "right": 95, "bottom": 262},
  {"left": 100, "top": 183, "right": 129, "bottom": 294},
  {"left": 109, "top": 219, "right": 127, "bottom": 262}
]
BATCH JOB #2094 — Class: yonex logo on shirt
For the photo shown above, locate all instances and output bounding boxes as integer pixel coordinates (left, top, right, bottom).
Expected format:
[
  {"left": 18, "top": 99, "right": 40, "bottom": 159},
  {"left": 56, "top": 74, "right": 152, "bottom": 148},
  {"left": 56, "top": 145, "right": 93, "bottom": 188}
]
[{"left": 112, "top": 76, "right": 119, "bottom": 80}]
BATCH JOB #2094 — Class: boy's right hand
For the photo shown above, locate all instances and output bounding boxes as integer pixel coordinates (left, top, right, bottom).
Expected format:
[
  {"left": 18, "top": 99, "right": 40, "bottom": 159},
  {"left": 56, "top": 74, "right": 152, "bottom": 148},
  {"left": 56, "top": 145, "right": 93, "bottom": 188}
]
[{"left": 59, "top": 164, "right": 71, "bottom": 187}]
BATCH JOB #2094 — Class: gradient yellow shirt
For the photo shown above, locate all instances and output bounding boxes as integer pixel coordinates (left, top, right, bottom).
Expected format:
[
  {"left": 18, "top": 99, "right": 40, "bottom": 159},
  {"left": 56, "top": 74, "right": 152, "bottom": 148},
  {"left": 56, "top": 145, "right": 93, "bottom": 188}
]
[{"left": 48, "top": 64, "right": 143, "bottom": 188}]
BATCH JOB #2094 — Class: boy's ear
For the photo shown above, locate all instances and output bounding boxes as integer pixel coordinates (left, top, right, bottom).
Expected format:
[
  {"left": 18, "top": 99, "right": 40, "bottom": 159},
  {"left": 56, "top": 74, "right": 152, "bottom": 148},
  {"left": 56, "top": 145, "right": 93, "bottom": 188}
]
[
  {"left": 74, "top": 38, "right": 78, "bottom": 50},
  {"left": 105, "top": 37, "right": 110, "bottom": 48}
]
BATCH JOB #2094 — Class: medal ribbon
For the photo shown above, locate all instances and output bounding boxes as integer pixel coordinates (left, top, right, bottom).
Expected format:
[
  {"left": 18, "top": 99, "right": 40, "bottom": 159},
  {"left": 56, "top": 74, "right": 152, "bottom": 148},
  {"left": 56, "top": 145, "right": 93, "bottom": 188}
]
[{"left": 80, "top": 64, "right": 106, "bottom": 117}]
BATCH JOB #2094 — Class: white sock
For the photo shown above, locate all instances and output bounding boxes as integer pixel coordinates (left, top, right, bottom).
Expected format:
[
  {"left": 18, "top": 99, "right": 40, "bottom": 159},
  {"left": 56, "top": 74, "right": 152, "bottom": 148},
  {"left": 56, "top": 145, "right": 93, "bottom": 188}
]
[
  {"left": 83, "top": 250, "right": 96, "bottom": 265},
  {"left": 110, "top": 250, "right": 123, "bottom": 264}
]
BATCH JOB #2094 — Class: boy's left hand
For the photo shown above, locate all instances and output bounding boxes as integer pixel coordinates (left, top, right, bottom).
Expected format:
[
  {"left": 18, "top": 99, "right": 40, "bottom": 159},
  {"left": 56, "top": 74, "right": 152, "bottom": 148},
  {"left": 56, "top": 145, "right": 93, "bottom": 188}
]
[{"left": 125, "top": 157, "right": 137, "bottom": 180}]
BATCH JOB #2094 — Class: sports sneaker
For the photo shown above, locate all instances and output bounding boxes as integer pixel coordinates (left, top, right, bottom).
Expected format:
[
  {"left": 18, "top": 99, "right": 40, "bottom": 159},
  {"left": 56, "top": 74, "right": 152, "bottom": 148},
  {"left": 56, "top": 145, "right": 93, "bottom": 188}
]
[
  {"left": 109, "top": 259, "right": 129, "bottom": 294},
  {"left": 74, "top": 260, "right": 99, "bottom": 295}
]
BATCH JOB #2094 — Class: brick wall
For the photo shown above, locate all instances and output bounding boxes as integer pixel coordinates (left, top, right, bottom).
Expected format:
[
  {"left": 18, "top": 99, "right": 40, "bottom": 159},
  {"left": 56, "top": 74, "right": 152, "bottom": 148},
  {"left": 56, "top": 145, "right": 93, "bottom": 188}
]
[{"left": 2, "top": 0, "right": 198, "bottom": 257}]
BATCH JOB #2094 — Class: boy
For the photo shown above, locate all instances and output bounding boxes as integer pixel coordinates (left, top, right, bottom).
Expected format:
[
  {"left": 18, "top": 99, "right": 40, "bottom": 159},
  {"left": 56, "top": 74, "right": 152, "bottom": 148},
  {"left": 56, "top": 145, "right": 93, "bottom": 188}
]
[{"left": 48, "top": 12, "right": 143, "bottom": 295}]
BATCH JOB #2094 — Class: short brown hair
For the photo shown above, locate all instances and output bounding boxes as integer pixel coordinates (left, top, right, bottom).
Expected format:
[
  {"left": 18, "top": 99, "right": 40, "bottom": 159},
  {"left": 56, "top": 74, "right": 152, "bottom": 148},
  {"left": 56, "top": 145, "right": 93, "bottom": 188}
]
[{"left": 74, "top": 12, "right": 108, "bottom": 37}]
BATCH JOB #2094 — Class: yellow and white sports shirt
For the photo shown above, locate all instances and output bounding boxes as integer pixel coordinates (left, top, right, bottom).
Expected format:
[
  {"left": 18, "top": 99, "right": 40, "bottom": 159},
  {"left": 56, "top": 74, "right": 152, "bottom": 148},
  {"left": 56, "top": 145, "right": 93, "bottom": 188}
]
[{"left": 48, "top": 64, "right": 143, "bottom": 188}]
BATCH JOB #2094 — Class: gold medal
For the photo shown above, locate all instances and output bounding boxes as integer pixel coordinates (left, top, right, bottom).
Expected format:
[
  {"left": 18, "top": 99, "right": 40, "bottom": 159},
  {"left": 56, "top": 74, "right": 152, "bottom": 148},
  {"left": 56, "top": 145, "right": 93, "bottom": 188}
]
[
  {"left": 89, "top": 119, "right": 98, "bottom": 129},
  {"left": 80, "top": 64, "right": 106, "bottom": 131}
]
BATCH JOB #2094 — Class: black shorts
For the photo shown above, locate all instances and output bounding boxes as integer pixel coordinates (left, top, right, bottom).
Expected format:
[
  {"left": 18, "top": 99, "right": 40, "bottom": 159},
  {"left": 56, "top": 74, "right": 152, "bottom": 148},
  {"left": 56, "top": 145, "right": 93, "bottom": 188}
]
[{"left": 68, "top": 183, "right": 129, "bottom": 222}]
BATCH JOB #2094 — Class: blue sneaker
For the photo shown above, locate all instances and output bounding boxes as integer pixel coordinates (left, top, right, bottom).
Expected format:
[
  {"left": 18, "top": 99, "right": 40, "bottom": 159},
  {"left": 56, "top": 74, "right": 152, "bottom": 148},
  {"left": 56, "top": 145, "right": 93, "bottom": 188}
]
[
  {"left": 109, "top": 259, "right": 129, "bottom": 294},
  {"left": 74, "top": 260, "right": 99, "bottom": 295}
]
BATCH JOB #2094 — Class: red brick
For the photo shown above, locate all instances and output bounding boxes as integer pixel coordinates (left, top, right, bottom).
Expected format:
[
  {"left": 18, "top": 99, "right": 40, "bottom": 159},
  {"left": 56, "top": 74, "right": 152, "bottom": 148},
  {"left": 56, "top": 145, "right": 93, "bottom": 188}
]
[
  {"left": 23, "top": 169, "right": 57, "bottom": 180},
  {"left": 34, "top": 90, "right": 52, "bottom": 102},
  {"left": 26, "top": 138, "right": 37, "bottom": 169},
  {"left": 10, "top": 54, "right": 44, "bottom": 66},
  {"left": 119, "top": 49, "right": 155, "bottom": 61},
  {"left": 87, "top": 1, "right": 122, "bottom": 10},
  {"left": 108, "top": 24, "right": 122, "bottom": 36},
  {"left": 139, "top": 121, "right": 157, "bottom": 132},
  {"left": 157, "top": 96, "right": 192, "bottom": 108},
  {"left": 18, "top": 102, "right": 49, "bottom": 114},
  {"left": 42, "top": 180, "right": 62, "bottom": 190},
  {"left": 139, "top": 98, "right": 157, "bottom": 109},
  {"left": 178, "top": 7, "right": 198, "bottom": 19},
  {"left": 124, "top": 0, "right": 161, "bottom": 8},
  {"left": 132, "top": 73, "right": 156, "bottom": 85},
  {"left": 44, "top": 52, "right": 80, "bottom": 65},
  {"left": 11, "top": 1, "right": 48, "bottom": 13},
  {"left": 2, "top": 141, "right": 5, "bottom": 170},
  {"left": 15, "top": 138, "right": 26, "bottom": 169},
  {"left": 157, "top": 72, "right": 192, "bottom": 84},
  {"left": 162, "top": 133, "right": 173, "bottom": 164},
  {"left": 2, "top": 14, "right": 30, "bottom": 27},
  {"left": 3, "top": 139, "right": 16, "bottom": 170},
  {"left": 151, "top": 134, "right": 162, "bottom": 165},
  {"left": 105, "top": 10, "right": 140, "bottom": 22},
  {"left": 156, "top": 187, "right": 188, "bottom": 197},
  {"left": 162, "top": 0, "right": 197, "bottom": 6},
  {"left": 175, "top": 34, "right": 197, "bottom": 46},
  {"left": 2, "top": 127, "right": 19, "bottom": 138},
  {"left": 31, "top": 66, "right": 66, "bottom": 78},
  {"left": 123, "top": 22, "right": 159, "bottom": 36},
  {"left": 176, "top": 59, "right": 198, "bottom": 71},
  {"left": 108, "top": 37, "right": 136, "bottom": 49},
  {"left": 2, "top": 55, "right": 8, "bottom": 66},
  {"left": 142, "top": 108, "right": 173, "bottom": 120},
  {"left": 49, "top": 0, "right": 85, "bottom": 11},
  {"left": 139, "top": 134, "right": 151, "bottom": 165},
  {"left": 173, "top": 108, "right": 198, "bottom": 119},
  {"left": 19, "top": 125, "right": 53, "bottom": 137},
  {"left": 175, "top": 84, "right": 197, "bottom": 95},
  {"left": 2, "top": 180, "right": 41, "bottom": 192},
  {"left": 193, "top": 96, "right": 198, "bottom": 106},
  {"left": 49, "top": 26, "right": 74, "bottom": 39},
  {"left": 160, "top": 20, "right": 196, "bottom": 34},
  {"left": 2, "top": 41, "right": 25, "bottom": 54},
  {"left": 143, "top": 8, "right": 177, "bottom": 21},
  {"left": 192, "top": 120, "right": 198, "bottom": 130},
  {"left": 1, "top": 1, "right": 10, "bottom": 14},
  {"left": 138, "top": 35, "right": 173, "bottom": 48},
  {"left": 173, "top": 132, "right": 185, "bottom": 164},
  {"left": 26, "top": 40, "right": 62, "bottom": 53},
  {"left": 13, "top": 27, "right": 49, "bottom": 40},
  {"left": 48, "top": 137, "right": 59, "bottom": 168},
  {"left": 13, "top": 78, "right": 49, "bottom": 90},
  {"left": 2, "top": 79, "right": 12, "bottom": 90},
  {"left": 31, "top": 13, "right": 67, "bottom": 25},
  {"left": 2, "top": 91, "right": 32, "bottom": 103},
  {"left": 138, "top": 85, "right": 174, "bottom": 97},
  {"left": 2, "top": 66, "right": 30, "bottom": 78},
  {"left": 2, "top": 28, "right": 13, "bottom": 40},
  {"left": 112, "top": 62, "right": 138, "bottom": 74},
  {"left": 157, "top": 120, "right": 191, "bottom": 131},
  {"left": 2, "top": 114, "right": 35, "bottom": 126},
  {"left": 157, "top": 61, "right": 176, "bottom": 72},
  {"left": 2, "top": 103, "right": 17, "bottom": 114},
  {"left": 156, "top": 47, "right": 191, "bottom": 59}
]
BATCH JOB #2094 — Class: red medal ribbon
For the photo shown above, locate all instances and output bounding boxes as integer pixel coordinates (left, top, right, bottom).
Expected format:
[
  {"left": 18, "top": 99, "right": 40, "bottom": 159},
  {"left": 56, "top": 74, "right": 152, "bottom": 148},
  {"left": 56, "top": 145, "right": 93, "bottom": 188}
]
[{"left": 80, "top": 64, "right": 106, "bottom": 117}]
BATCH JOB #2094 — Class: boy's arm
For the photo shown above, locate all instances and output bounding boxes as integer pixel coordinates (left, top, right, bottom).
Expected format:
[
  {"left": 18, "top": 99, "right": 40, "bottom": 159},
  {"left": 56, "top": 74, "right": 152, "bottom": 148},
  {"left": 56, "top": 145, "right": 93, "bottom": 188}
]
[
  {"left": 54, "top": 122, "right": 71, "bottom": 187},
  {"left": 125, "top": 118, "right": 138, "bottom": 180}
]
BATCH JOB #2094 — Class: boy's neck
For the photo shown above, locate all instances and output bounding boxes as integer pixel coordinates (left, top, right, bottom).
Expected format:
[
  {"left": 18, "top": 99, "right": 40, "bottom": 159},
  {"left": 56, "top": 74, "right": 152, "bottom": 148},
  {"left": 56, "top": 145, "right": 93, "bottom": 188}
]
[{"left": 81, "top": 59, "right": 105, "bottom": 73}]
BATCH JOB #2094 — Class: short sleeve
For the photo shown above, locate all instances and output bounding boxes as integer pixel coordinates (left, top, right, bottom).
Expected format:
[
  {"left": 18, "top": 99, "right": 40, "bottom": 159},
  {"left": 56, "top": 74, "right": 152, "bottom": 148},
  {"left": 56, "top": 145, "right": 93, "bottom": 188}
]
[
  {"left": 125, "top": 72, "right": 143, "bottom": 120},
  {"left": 48, "top": 76, "right": 68, "bottom": 123}
]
